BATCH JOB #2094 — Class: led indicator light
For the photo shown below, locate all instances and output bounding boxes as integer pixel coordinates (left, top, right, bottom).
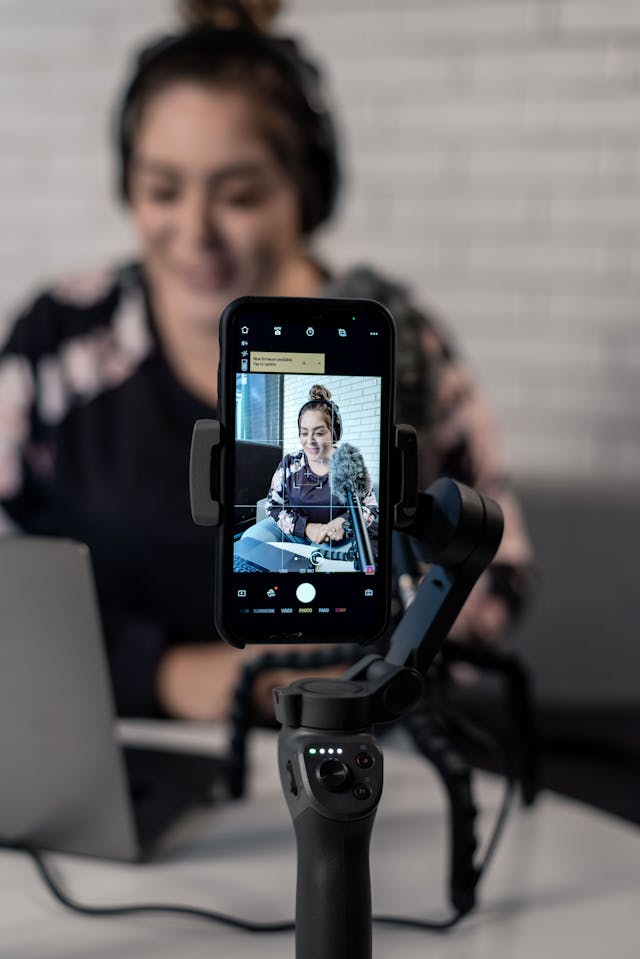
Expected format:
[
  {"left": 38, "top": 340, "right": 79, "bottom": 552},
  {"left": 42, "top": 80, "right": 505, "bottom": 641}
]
[
  {"left": 337, "top": 748, "right": 343, "bottom": 754},
  {"left": 328, "top": 748, "right": 334, "bottom": 754},
  {"left": 319, "top": 748, "right": 326, "bottom": 754},
  {"left": 308, "top": 748, "right": 317, "bottom": 755}
]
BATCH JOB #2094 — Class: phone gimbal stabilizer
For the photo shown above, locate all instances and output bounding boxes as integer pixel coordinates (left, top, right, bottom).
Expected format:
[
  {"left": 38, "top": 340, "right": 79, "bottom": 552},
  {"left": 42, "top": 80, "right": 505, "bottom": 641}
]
[{"left": 190, "top": 420, "right": 503, "bottom": 959}]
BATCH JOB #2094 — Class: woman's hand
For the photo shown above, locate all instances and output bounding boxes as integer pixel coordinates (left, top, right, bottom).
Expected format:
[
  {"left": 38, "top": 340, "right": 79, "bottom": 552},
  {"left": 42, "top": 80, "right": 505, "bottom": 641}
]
[
  {"left": 305, "top": 521, "right": 329, "bottom": 543},
  {"left": 156, "top": 643, "right": 248, "bottom": 721},
  {"left": 325, "top": 515, "right": 347, "bottom": 542},
  {"left": 156, "top": 641, "right": 348, "bottom": 723},
  {"left": 305, "top": 516, "right": 347, "bottom": 543}
]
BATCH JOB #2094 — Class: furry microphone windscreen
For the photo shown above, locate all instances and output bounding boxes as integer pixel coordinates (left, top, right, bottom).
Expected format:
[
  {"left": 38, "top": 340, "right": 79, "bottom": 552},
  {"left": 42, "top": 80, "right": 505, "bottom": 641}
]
[{"left": 330, "top": 443, "right": 371, "bottom": 502}]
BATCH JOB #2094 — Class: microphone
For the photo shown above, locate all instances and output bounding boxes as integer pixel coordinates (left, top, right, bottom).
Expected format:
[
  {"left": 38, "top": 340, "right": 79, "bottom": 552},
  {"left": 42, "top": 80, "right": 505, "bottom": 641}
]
[
  {"left": 330, "top": 443, "right": 376, "bottom": 573},
  {"left": 330, "top": 442, "right": 371, "bottom": 500}
]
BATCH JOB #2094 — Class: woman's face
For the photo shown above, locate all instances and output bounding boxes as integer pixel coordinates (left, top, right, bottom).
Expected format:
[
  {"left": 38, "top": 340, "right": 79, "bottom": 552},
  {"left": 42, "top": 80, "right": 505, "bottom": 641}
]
[
  {"left": 299, "top": 408, "right": 333, "bottom": 465},
  {"left": 128, "top": 83, "right": 303, "bottom": 330}
]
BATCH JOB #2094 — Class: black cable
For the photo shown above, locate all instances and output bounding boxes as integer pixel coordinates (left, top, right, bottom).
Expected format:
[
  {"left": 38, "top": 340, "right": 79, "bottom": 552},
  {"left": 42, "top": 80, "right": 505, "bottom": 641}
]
[
  {"left": 8, "top": 648, "right": 515, "bottom": 936},
  {"left": 439, "top": 639, "right": 540, "bottom": 806},
  {"left": 14, "top": 842, "right": 467, "bottom": 933},
  {"left": 374, "top": 911, "right": 463, "bottom": 931},
  {"left": 427, "top": 669, "right": 517, "bottom": 884},
  {"left": 399, "top": 735, "right": 513, "bottom": 930},
  {"left": 14, "top": 843, "right": 294, "bottom": 933},
  {"left": 403, "top": 701, "right": 480, "bottom": 916},
  {"left": 473, "top": 773, "right": 515, "bottom": 880},
  {"left": 378, "top": 727, "right": 515, "bottom": 931},
  {"left": 9, "top": 734, "right": 514, "bottom": 937}
]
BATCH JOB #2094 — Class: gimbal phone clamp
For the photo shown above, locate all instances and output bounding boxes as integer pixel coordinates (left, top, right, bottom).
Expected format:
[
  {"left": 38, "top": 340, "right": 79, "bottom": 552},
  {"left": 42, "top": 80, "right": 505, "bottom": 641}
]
[{"left": 190, "top": 420, "right": 504, "bottom": 959}]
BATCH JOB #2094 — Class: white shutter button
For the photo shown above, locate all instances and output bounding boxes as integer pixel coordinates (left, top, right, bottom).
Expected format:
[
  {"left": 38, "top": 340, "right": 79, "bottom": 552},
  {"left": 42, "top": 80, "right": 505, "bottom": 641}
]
[{"left": 296, "top": 582, "right": 316, "bottom": 603}]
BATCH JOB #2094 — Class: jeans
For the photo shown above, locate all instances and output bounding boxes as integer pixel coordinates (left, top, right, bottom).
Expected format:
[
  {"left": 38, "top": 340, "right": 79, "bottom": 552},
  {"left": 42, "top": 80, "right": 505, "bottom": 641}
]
[{"left": 241, "top": 516, "right": 352, "bottom": 557}]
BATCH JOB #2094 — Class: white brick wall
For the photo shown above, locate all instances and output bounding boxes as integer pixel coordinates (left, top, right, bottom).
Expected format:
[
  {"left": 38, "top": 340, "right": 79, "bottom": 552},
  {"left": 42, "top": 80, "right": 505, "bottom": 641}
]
[
  {"left": 282, "top": 375, "right": 381, "bottom": 492},
  {"left": 1, "top": 0, "right": 639, "bottom": 482}
]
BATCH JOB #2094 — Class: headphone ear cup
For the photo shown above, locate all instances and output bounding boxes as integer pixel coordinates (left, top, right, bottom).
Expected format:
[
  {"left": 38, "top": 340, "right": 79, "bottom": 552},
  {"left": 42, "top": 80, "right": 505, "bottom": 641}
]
[
  {"left": 288, "top": 54, "right": 340, "bottom": 232},
  {"left": 333, "top": 408, "right": 343, "bottom": 441},
  {"left": 304, "top": 105, "right": 339, "bottom": 231}
]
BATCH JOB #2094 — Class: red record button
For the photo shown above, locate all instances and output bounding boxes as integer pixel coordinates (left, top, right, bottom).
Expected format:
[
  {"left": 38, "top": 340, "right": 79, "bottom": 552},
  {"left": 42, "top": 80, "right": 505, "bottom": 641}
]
[{"left": 356, "top": 751, "right": 374, "bottom": 769}]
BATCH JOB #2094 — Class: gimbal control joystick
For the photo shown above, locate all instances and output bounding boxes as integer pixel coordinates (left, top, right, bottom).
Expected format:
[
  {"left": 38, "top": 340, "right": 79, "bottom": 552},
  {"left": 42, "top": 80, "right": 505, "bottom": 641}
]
[{"left": 317, "top": 758, "right": 350, "bottom": 791}]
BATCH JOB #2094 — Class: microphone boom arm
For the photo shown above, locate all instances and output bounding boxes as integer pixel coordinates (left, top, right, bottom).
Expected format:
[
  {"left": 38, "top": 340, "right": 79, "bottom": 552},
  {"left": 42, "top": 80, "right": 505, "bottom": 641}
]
[{"left": 345, "top": 485, "right": 376, "bottom": 572}]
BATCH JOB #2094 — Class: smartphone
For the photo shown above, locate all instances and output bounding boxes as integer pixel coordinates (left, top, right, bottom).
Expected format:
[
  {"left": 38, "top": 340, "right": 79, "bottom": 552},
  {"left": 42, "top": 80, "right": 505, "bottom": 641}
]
[{"left": 215, "top": 296, "right": 395, "bottom": 647}]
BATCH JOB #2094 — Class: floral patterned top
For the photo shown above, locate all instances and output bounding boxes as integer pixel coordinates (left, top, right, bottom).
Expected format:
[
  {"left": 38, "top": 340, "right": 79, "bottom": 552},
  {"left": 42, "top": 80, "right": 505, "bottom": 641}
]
[{"left": 266, "top": 449, "right": 378, "bottom": 539}]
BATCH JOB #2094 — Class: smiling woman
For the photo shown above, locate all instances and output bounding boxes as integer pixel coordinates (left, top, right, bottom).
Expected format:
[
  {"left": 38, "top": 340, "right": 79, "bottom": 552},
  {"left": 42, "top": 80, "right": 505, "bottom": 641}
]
[
  {"left": 129, "top": 88, "right": 295, "bottom": 300},
  {"left": 0, "top": 0, "right": 534, "bottom": 722}
]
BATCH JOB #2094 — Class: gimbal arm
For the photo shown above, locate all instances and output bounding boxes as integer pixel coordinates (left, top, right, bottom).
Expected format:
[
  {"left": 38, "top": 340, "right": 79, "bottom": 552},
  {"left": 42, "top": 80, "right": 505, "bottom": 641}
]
[{"left": 385, "top": 477, "right": 504, "bottom": 671}]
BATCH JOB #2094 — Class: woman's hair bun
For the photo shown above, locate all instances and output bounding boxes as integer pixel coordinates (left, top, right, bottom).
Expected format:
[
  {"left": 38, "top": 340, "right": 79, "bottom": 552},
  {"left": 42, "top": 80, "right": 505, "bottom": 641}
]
[
  {"left": 308, "top": 384, "right": 332, "bottom": 402},
  {"left": 179, "top": 0, "right": 283, "bottom": 33}
]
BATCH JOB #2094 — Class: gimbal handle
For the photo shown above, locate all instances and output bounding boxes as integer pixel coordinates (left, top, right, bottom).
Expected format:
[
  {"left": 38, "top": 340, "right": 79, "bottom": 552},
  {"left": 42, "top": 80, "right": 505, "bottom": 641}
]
[{"left": 278, "top": 722, "right": 382, "bottom": 959}]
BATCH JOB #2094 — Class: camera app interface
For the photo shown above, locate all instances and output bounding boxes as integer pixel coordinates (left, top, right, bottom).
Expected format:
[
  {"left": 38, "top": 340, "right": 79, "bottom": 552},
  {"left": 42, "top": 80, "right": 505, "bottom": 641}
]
[{"left": 228, "top": 306, "right": 390, "bottom": 633}]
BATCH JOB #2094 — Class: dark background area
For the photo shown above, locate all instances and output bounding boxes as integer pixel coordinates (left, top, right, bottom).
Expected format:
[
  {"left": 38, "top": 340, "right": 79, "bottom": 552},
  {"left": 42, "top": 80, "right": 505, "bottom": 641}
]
[{"left": 454, "top": 479, "right": 639, "bottom": 825}]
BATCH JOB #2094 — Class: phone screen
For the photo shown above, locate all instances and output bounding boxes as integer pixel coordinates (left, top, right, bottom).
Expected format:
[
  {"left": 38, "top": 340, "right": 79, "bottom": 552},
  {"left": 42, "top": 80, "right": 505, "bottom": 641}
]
[{"left": 216, "top": 297, "right": 395, "bottom": 646}]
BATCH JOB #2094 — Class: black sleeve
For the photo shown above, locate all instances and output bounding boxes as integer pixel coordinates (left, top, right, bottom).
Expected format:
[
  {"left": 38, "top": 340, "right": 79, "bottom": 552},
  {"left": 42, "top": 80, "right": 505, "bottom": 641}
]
[
  {"left": 101, "top": 604, "right": 171, "bottom": 718},
  {"left": 0, "top": 294, "right": 52, "bottom": 532}
]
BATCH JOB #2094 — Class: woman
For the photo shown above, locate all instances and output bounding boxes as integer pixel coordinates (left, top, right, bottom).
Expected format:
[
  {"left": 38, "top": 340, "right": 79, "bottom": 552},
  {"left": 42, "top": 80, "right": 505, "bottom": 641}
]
[
  {"left": 240, "top": 384, "right": 377, "bottom": 559},
  {"left": 0, "top": 0, "right": 533, "bottom": 720}
]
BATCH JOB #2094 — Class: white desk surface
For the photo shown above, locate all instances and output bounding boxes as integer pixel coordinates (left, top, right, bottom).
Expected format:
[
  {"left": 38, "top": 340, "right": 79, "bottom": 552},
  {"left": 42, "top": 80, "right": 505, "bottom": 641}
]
[{"left": 2, "top": 723, "right": 639, "bottom": 959}]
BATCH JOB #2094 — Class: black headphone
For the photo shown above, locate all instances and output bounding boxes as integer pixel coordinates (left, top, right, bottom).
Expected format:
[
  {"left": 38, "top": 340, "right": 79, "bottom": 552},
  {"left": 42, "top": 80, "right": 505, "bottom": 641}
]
[{"left": 115, "top": 26, "right": 340, "bottom": 233}]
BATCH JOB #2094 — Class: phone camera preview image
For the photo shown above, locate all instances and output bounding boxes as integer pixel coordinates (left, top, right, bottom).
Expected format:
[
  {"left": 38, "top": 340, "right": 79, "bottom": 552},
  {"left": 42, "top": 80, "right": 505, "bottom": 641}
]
[{"left": 232, "top": 374, "right": 381, "bottom": 577}]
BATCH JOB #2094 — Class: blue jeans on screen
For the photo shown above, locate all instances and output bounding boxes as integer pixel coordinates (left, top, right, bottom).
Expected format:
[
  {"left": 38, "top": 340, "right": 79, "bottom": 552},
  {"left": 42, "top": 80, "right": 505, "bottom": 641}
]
[{"left": 241, "top": 516, "right": 352, "bottom": 557}]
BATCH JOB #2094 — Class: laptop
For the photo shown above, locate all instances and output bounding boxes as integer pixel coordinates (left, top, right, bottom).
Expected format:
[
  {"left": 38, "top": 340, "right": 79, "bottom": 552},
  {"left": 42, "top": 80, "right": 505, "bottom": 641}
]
[{"left": 0, "top": 536, "right": 228, "bottom": 861}]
